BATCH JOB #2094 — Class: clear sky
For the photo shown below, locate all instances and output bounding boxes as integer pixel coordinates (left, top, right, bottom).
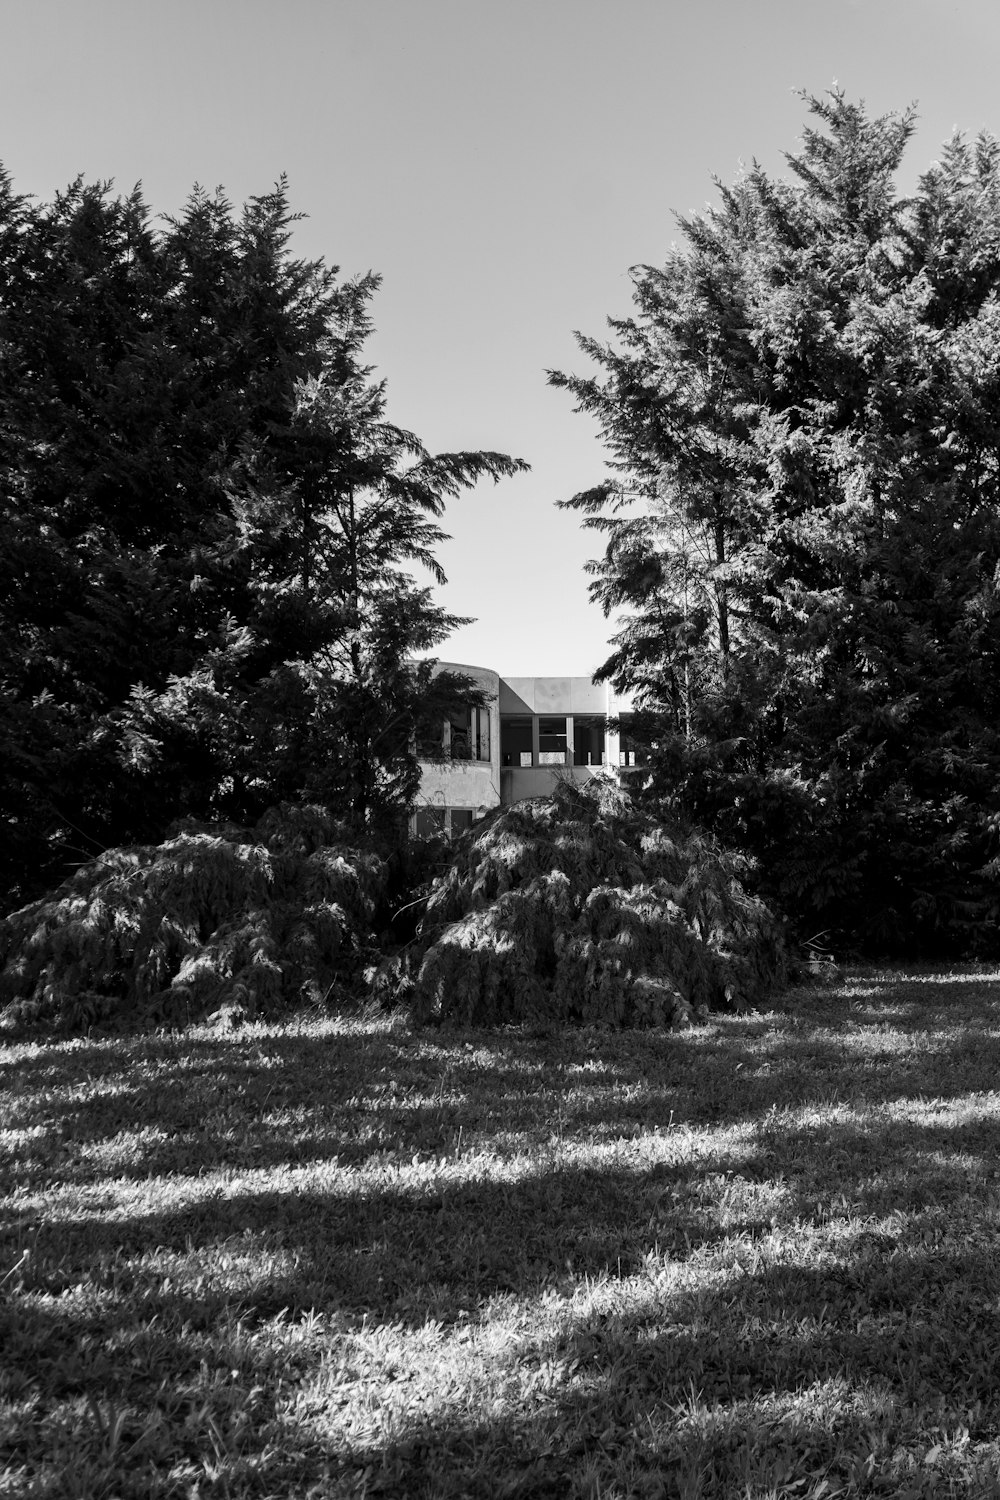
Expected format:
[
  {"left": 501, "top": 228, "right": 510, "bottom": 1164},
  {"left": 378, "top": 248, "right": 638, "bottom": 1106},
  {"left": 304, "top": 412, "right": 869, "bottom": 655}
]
[{"left": 4, "top": 0, "right": 1000, "bottom": 675}]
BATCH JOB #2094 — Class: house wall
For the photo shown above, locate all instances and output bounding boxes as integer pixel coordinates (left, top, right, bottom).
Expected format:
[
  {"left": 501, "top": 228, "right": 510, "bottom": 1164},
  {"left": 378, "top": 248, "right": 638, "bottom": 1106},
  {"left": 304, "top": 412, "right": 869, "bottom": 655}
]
[
  {"left": 413, "top": 662, "right": 502, "bottom": 825},
  {"left": 417, "top": 759, "right": 500, "bottom": 815},
  {"left": 499, "top": 677, "right": 612, "bottom": 715},
  {"left": 500, "top": 764, "right": 608, "bottom": 803}
]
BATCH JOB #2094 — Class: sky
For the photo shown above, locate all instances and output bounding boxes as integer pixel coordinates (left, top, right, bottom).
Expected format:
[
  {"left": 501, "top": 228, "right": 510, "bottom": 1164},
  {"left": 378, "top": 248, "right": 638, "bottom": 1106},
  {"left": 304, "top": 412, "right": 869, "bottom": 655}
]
[{"left": 4, "top": 0, "right": 1000, "bottom": 676}]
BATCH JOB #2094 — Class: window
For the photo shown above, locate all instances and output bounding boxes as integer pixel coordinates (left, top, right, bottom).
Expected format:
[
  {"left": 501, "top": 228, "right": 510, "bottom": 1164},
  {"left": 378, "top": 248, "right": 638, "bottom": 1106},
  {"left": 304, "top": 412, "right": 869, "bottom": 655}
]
[
  {"left": 415, "top": 718, "right": 445, "bottom": 760},
  {"left": 501, "top": 715, "right": 533, "bottom": 767},
  {"left": 414, "top": 807, "right": 475, "bottom": 839},
  {"left": 414, "top": 807, "right": 446, "bottom": 837},
  {"left": 538, "top": 716, "right": 568, "bottom": 766},
  {"left": 618, "top": 715, "right": 649, "bottom": 767},
  {"left": 447, "top": 705, "right": 491, "bottom": 761},
  {"left": 573, "top": 715, "right": 606, "bottom": 766},
  {"left": 447, "top": 706, "right": 472, "bottom": 760},
  {"left": 474, "top": 705, "right": 490, "bottom": 762}
]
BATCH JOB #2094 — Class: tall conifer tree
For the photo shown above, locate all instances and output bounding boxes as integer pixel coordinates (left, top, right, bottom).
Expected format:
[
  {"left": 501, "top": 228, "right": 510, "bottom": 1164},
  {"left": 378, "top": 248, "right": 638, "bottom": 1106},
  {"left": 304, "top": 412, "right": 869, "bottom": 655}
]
[
  {"left": 0, "top": 172, "right": 525, "bottom": 909},
  {"left": 552, "top": 91, "right": 1000, "bottom": 951}
]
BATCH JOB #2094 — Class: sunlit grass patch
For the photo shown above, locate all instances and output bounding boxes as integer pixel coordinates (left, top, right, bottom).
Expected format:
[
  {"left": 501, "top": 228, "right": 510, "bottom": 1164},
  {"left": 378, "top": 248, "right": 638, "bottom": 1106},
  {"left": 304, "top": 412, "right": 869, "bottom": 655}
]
[{"left": 4, "top": 972, "right": 1000, "bottom": 1495}]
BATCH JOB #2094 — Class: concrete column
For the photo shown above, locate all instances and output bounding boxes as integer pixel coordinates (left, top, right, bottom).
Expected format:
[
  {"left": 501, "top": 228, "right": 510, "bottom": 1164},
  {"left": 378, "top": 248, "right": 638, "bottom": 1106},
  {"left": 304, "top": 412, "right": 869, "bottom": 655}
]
[
  {"left": 606, "top": 717, "right": 620, "bottom": 774},
  {"left": 531, "top": 714, "right": 540, "bottom": 768}
]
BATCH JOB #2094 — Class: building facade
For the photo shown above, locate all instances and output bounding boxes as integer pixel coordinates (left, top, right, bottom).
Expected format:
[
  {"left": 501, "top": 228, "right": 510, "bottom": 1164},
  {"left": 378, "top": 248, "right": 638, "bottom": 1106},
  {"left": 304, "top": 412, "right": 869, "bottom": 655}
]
[{"left": 412, "top": 662, "right": 641, "bottom": 837}]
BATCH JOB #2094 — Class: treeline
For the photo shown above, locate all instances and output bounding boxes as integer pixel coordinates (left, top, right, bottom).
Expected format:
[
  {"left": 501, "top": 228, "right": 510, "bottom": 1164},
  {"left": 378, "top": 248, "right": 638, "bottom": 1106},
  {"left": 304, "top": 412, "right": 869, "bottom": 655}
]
[
  {"left": 5, "top": 87, "right": 1000, "bottom": 1029},
  {"left": 553, "top": 91, "right": 1000, "bottom": 955},
  {"left": 0, "top": 171, "right": 524, "bottom": 913}
]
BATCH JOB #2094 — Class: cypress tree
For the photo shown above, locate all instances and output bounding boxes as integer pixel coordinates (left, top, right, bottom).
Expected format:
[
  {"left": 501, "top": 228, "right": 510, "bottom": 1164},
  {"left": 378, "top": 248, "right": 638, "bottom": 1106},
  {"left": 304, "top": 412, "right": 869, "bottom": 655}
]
[
  {"left": 0, "top": 171, "right": 526, "bottom": 910},
  {"left": 551, "top": 91, "right": 1000, "bottom": 953}
]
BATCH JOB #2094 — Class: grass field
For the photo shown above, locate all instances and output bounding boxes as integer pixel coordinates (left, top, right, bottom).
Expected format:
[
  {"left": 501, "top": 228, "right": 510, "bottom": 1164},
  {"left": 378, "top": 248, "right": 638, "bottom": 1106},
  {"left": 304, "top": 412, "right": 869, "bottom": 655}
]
[{"left": 3, "top": 968, "right": 1000, "bottom": 1498}]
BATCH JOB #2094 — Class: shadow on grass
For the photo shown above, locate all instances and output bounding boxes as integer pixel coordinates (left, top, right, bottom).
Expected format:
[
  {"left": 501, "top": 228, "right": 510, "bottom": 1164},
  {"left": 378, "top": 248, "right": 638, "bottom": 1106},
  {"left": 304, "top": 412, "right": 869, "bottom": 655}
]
[
  {"left": 6, "top": 1131, "right": 1000, "bottom": 1496},
  {"left": 7, "top": 1097, "right": 1000, "bottom": 1318},
  {"left": 5, "top": 970, "right": 1000, "bottom": 1195},
  {"left": 6, "top": 971, "right": 1000, "bottom": 1495},
  {"left": 320, "top": 1233, "right": 1000, "bottom": 1498}
]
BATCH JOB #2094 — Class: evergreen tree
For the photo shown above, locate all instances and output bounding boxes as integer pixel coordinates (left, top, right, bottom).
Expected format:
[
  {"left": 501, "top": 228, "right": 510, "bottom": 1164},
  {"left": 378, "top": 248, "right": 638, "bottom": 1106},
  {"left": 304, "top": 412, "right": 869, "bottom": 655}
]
[
  {"left": 377, "top": 779, "right": 785, "bottom": 1027},
  {"left": 551, "top": 91, "right": 1000, "bottom": 952},
  {"left": 0, "top": 170, "right": 525, "bottom": 910}
]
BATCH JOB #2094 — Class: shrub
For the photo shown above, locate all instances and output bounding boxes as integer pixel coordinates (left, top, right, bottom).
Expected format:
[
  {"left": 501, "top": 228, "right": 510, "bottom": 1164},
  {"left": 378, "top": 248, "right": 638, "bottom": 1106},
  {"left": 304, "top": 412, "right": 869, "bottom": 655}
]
[
  {"left": 0, "top": 805, "right": 386, "bottom": 1033},
  {"left": 387, "top": 779, "right": 785, "bottom": 1027}
]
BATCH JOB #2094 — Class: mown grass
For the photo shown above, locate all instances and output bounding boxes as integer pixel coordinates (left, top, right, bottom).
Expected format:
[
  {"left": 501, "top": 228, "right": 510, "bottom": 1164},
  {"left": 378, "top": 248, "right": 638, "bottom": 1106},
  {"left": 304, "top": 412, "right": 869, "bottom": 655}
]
[{"left": 3, "top": 969, "right": 1000, "bottom": 1498}]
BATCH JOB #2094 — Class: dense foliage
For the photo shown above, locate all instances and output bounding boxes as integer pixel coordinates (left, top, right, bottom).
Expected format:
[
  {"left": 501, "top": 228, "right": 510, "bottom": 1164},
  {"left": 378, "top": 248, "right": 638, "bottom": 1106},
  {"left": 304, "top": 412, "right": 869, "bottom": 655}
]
[
  {"left": 0, "top": 169, "right": 525, "bottom": 913},
  {"left": 383, "top": 779, "right": 785, "bottom": 1027},
  {"left": 551, "top": 92, "right": 1000, "bottom": 954},
  {"left": 0, "top": 805, "right": 387, "bottom": 1033}
]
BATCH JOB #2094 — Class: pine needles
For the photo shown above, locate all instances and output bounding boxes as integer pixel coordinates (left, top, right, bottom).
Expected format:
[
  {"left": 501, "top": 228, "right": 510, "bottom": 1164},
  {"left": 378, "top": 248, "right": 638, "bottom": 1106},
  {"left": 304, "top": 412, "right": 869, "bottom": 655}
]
[
  {"left": 0, "top": 805, "right": 386, "bottom": 1032},
  {"left": 390, "top": 780, "right": 785, "bottom": 1027},
  {"left": 1, "top": 784, "right": 785, "bottom": 1035}
]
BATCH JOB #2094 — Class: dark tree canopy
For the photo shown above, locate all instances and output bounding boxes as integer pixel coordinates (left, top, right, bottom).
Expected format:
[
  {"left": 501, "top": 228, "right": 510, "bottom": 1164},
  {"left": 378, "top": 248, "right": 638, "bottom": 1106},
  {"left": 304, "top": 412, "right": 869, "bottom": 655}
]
[
  {"left": 551, "top": 91, "right": 1000, "bottom": 953},
  {"left": 0, "top": 170, "right": 526, "bottom": 912}
]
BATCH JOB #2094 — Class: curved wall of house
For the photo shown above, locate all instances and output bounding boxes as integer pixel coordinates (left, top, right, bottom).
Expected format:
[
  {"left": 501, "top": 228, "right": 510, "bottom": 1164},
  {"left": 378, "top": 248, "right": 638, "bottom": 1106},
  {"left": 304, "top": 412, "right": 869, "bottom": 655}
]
[{"left": 413, "top": 663, "right": 502, "bottom": 833}]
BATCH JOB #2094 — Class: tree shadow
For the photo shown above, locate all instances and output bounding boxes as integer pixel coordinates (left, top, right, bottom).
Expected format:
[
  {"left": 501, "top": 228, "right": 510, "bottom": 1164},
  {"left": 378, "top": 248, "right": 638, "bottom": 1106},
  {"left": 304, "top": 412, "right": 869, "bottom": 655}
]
[
  {"left": 7, "top": 971, "right": 1000, "bottom": 1493},
  {"left": 6, "top": 971, "right": 1000, "bottom": 1197},
  {"left": 8, "top": 1099, "right": 1000, "bottom": 1326},
  {"left": 324, "top": 1231, "right": 1000, "bottom": 1496},
  {"left": 10, "top": 1127, "right": 999, "bottom": 1496}
]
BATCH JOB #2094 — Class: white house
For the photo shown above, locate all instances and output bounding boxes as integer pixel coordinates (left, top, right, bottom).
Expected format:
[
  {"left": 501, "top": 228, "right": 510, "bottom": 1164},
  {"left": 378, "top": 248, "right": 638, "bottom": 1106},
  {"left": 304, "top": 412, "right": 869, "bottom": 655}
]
[{"left": 412, "top": 661, "right": 642, "bottom": 837}]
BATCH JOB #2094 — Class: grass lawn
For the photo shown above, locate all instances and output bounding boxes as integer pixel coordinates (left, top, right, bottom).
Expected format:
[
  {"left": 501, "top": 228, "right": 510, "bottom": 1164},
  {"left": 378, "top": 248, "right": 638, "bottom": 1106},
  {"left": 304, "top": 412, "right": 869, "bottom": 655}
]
[{"left": 3, "top": 969, "right": 1000, "bottom": 1498}]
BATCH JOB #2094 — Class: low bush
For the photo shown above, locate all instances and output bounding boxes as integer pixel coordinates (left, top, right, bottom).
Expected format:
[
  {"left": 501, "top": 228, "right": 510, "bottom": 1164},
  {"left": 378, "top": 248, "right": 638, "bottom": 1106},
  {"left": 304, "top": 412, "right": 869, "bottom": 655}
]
[
  {"left": 0, "top": 805, "right": 386, "bottom": 1033},
  {"left": 384, "top": 778, "right": 785, "bottom": 1027}
]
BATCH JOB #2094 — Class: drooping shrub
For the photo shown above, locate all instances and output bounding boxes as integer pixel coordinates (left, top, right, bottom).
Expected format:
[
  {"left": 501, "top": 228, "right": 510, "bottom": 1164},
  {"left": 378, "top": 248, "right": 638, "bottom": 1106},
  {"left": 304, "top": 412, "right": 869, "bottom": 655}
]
[
  {"left": 387, "top": 779, "right": 785, "bottom": 1027},
  {"left": 0, "top": 805, "right": 386, "bottom": 1033}
]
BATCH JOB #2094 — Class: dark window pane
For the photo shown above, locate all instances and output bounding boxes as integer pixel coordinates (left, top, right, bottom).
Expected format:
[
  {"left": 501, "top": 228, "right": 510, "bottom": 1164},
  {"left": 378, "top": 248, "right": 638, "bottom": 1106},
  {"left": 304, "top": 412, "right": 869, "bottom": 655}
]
[
  {"left": 416, "top": 717, "right": 445, "bottom": 759},
  {"left": 573, "top": 715, "right": 606, "bottom": 766},
  {"left": 446, "top": 705, "right": 491, "bottom": 761},
  {"left": 501, "top": 715, "right": 533, "bottom": 767},
  {"left": 448, "top": 706, "right": 472, "bottom": 760},
  {"left": 415, "top": 807, "right": 446, "bottom": 837},
  {"left": 617, "top": 715, "right": 649, "bottom": 767},
  {"left": 475, "top": 706, "right": 491, "bottom": 762},
  {"left": 538, "top": 715, "right": 567, "bottom": 765},
  {"left": 450, "top": 809, "right": 474, "bottom": 836}
]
